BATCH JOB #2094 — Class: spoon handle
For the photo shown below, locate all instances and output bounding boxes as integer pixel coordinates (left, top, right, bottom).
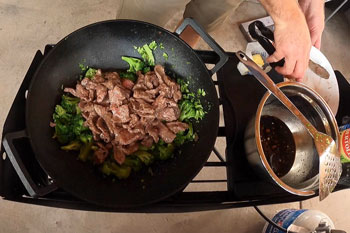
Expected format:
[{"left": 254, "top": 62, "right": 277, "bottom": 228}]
[{"left": 236, "top": 51, "right": 318, "bottom": 137}]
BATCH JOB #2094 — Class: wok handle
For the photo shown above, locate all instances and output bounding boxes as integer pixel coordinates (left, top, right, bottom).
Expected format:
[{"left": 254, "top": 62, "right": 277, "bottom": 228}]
[
  {"left": 248, "top": 20, "right": 285, "bottom": 68},
  {"left": 2, "top": 130, "right": 57, "bottom": 197},
  {"left": 175, "top": 18, "right": 228, "bottom": 75}
]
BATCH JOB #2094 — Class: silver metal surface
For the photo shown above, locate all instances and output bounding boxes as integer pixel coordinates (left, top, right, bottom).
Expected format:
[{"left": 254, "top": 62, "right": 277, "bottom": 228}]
[
  {"left": 244, "top": 82, "right": 339, "bottom": 196},
  {"left": 237, "top": 51, "right": 342, "bottom": 199}
]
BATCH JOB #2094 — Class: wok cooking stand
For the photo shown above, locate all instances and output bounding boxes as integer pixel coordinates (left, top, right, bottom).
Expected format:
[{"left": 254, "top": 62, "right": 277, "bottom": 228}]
[{"left": 1, "top": 45, "right": 350, "bottom": 213}]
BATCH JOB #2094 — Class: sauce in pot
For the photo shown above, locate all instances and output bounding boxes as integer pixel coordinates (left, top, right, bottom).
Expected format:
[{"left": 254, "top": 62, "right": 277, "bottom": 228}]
[{"left": 260, "top": 115, "right": 296, "bottom": 177}]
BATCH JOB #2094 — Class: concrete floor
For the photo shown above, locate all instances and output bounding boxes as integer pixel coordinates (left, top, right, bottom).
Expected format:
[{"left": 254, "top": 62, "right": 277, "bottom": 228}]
[{"left": 0, "top": 0, "right": 349, "bottom": 232}]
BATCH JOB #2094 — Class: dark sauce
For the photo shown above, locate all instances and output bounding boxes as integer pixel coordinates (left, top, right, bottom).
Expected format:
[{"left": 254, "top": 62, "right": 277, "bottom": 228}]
[{"left": 260, "top": 115, "right": 296, "bottom": 177}]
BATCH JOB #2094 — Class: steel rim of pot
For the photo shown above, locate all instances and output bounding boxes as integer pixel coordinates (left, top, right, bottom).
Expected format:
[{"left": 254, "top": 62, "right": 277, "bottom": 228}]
[{"left": 254, "top": 81, "right": 339, "bottom": 196}]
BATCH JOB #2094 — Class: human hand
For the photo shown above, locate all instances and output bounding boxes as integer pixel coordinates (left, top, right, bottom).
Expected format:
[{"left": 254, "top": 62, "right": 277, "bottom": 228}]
[
  {"left": 267, "top": 11, "right": 311, "bottom": 81},
  {"left": 299, "top": 0, "right": 325, "bottom": 49}
]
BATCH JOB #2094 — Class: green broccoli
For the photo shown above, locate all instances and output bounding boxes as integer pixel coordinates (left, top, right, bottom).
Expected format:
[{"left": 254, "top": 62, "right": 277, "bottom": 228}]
[
  {"left": 174, "top": 123, "right": 194, "bottom": 146},
  {"left": 120, "top": 72, "right": 137, "bottom": 82},
  {"left": 53, "top": 95, "right": 92, "bottom": 145},
  {"left": 85, "top": 68, "right": 97, "bottom": 79},
  {"left": 137, "top": 44, "right": 155, "bottom": 66},
  {"left": 143, "top": 66, "right": 151, "bottom": 73},
  {"left": 61, "top": 140, "right": 81, "bottom": 151},
  {"left": 101, "top": 161, "right": 132, "bottom": 179},
  {"left": 133, "top": 150, "right": 154, "bottom": 166},
  {"left": 61, "top": 95, "right": 80, "bottom": 114},
  {"left": 149, "top": 41, "right": 157, "bottom": 50},
  {"left": 78, "top": 141, "right": 92, "bottom": 162},
  {"left": 123, "top": 156, "right": 142, "bottom": 172},
  {"left": 162, "top": 52, "right": 168, "bottom": 60},
  {"left": 157, "top": 143, "right": 175, "bottom": 160},
  {"left": 121, "top": 56, "right": 145, "bottom": 73}
]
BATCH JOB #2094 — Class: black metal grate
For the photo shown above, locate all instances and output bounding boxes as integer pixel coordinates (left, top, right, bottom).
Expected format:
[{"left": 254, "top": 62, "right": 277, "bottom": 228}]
[{"left": 0, "top": 46, "right": 349, "bottom": 213}]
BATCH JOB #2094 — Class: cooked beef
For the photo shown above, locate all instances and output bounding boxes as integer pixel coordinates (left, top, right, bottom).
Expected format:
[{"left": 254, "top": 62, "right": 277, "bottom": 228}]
[
  {"left": 104, "top": 72, "right": 120, "bottom": 81},
  {"left": 144, "top": 72, "right": 159, "bottom": 89},
  {"left": 129, "top": 114, "right": 139, "bottom": 128},
  {"left": 154, "top": 120, "right": 176, "bottom": 143},
  {"left": 95, "top": 84, "right": 108, "bottom": 103},
  {"left": 133, "top": 89, "right": 155, "bottom": 103},
  {"left": 96, "top": 117, "right": 111, "bottom": 143},
  {"left": 93, "top": 69, "right": 105, "bottom": 83},
  {"left": 145, "top": 123, "right": 159, "bottom": 143},
  {"left": 94, "top": 142, "right": 109, "bottom": 164},
  {"left": 85, "top": 115, "right": 101, "bottom": 141},
  {"left": 166, "top": 122, "right": 189, "bottom": 134},
  {"left": 122, "top": 79, "right": 135, "bottom": 90},
  {"left": 117, "top": 128, "right": 141, "bottom": 145},
  {"left": 67, "top": 65, "right": 188, "bottom": 165},
  {"left": 120, "top": 142, "right": 139, "bottom": 155},
  {"left": 109, "top": 85, "right": 130, "bottom": 106},
  {"left": 156, "top": 107, "right": 180, "bottom": 122},
  {"left": 113, "top": 144, "right": 125, "bottom": 165},
  {"left": 129, "top": 98, "right": 155, "bottom": 116},
  {"left": 141, "top": 136, "right": 153, "bottom": 148},
  {"left": 110, "top": 104, "right": 130, "bottom": 123}
]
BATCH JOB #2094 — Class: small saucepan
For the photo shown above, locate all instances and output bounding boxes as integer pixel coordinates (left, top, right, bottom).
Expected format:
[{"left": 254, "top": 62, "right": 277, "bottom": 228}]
[{"left": 244, "top": 82, "right": 339, "bottom": 196}]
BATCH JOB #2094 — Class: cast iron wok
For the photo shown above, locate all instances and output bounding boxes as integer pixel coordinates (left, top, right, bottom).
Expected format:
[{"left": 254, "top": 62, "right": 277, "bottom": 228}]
[{"left": 3, "top": 19, "right": 228, "bottom": 208}]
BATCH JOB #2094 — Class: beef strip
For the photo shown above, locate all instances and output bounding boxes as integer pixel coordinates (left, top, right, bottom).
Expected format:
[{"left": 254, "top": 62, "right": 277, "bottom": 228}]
[
  {"left": 133, "top": 89, "right": 155, "bottom": 103},
  {"left": 110, "top": 104, "right": 130, "bottom": 123},
  {"left": 120, "top": 142, "right": 139, "bottom": 155},
  {"left": 154, "top": 120, "right": 176, "bottom": 143},
  {"left": 94, "top": 142, "right": 109, "bottom": 164},
  {"left": 141, "top": 136, "right": 153, "bottom": 148},
  {"left": 117, "top": 128, "right": 141, "bottom": 145},
  {"left": 113, "top": 144, "right": 126, "bottom": 165},
  {"left": 166, "top": 121, "right": 189, "bottom": 134},
  {"left": 85, "top": 115, "right": 101, "bottom": 141},
  {"left": 96, "top": 117, "right": 111, "bottom": 143},
  {"left": 95, "top": 84, "right": 108, "bottom": 103},
  {"left": 156, "top": 107, "right": 180, "bottom": 122}
]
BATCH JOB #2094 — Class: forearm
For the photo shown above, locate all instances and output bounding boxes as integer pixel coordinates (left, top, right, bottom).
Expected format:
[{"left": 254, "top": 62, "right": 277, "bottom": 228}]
[{"left": 259, "top": 0, "right": 306, "bottom": 26}]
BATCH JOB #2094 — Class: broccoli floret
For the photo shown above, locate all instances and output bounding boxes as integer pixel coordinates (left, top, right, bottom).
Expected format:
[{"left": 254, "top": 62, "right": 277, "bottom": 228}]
[
  {"left": 123, "top": 156, "right": 142, "bottom": 172},
  {"left": 137, "top": 44, "right": 155, "bottom": 66},
  {"left": 143, "top": 66, "right": 151, "bottom": 73},
  {"left": 159, "top": 43, "right": 165, "bottom": 49},
  {"left": 101, "top": 161, "right": 132, "bottom": 179},
  {"left": 53, "top": 94, "right": 92, "bottom": 145},
  {"left": 133, "top": 150, "right": 154, "bottom": 166},
  {"left": 157, "top": 143, "right": 175, "bottom": 160},
  {"left": 121, "top": 56, "right": 145, "bottom": 73},
  {"left": 55, "top": 124, "right": 74, "bottom": 144},
  {"left": 174, "top": 123, "right": 194, "bottom": 146},
  {"left": 79, "top": 132, "right": 92, "bottom": 144},
  {"left": 162, "top": 52, "right": 168, "bottom": 60},
  {"left": 85, "top": 68, "right": 97, "bottom": 79},
  {"left": 149, "top": 41, "right": 157, "bottom": 50},
  {"left": 61, "top": 141, "right": 81, "bottom": 151},
  {"left": 120, "top": 72, "right": 137, "bottom": 82},
  {"left": 78, "top": 141, "right": 92, "bottom": 162},
  {"left": 179, "top": 99, "right": 205, "bottom": 122},
  {"left": 60, "top": 95, "right": 80, "bottom": 114}
]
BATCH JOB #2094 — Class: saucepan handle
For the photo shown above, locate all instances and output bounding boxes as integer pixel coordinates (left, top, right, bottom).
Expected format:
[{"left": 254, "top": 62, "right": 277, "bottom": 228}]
[
  {"left": 248, "top": 20, "right": 285, "bottom": 68},
  {"left": 175, "top": 18, "right": 228, "bottom": 76},
  {"left": 2, "top": 130, "right": 57, "bottom": 197}
]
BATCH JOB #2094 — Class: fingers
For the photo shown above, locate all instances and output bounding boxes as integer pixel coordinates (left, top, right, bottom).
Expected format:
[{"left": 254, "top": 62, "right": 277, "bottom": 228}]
[
  {"left": 275, "top": 56, "right": 296, "bottom": 77},
  {"left": 313, "top": 37, "right": 322, "bottom": 49},
  {"left": 292, "top": 60, "right": 307, "bottom": 81},
  {"left": 266, "top": 50, "right": 285, "bottom": 63}
]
